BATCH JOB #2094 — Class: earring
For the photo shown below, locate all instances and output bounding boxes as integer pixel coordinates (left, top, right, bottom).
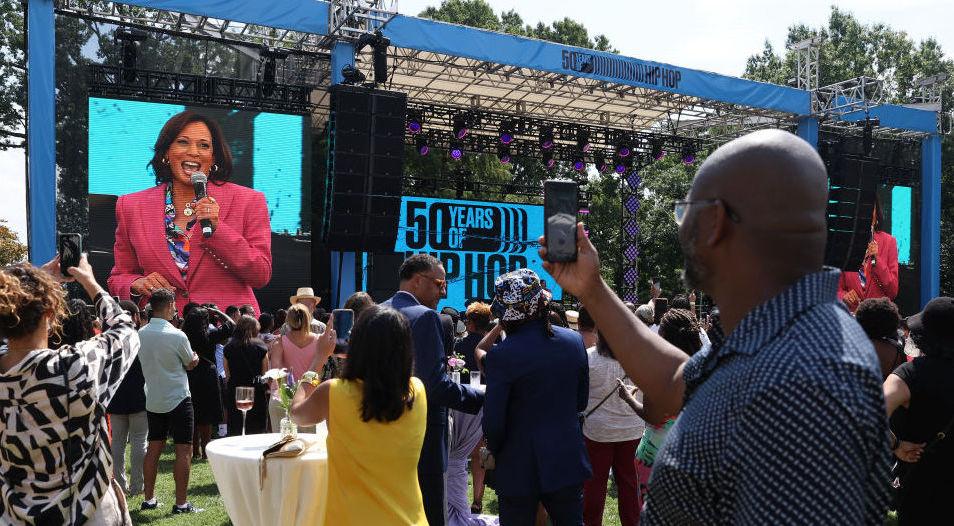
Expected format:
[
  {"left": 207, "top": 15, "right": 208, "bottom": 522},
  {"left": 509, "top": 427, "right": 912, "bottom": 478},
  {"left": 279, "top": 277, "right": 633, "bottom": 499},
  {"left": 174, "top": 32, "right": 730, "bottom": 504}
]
[
  {"left": 162, "top": 158, "right": 169, "bottom": 165},
  {"left": 211, "top": 164, "right": 219, "bottom": 173}
]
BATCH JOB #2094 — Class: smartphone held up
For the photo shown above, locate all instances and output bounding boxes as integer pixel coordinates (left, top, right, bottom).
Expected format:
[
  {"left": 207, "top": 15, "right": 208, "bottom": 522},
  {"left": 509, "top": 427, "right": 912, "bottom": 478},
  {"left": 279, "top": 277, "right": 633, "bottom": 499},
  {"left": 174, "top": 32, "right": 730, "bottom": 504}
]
[
  {"left": 543, "top": 180, "right": 579, "bottom": 263},
  {"left": 58, "top": 233, "right": 83, "bottom": 277},
  {"left": 332, "top": 309, "right": 354, "bottom": 354}
]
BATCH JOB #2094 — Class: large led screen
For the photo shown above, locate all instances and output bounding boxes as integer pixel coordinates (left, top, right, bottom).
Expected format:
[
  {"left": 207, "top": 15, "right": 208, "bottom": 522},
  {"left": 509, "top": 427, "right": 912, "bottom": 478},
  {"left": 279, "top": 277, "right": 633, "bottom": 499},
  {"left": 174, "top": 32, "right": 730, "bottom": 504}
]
[
  {"left": 86, "top": 97, "right": 311, "bottom": 314},
  {"left": 393, "top": 196, "right": 562, "bottom": 310}
]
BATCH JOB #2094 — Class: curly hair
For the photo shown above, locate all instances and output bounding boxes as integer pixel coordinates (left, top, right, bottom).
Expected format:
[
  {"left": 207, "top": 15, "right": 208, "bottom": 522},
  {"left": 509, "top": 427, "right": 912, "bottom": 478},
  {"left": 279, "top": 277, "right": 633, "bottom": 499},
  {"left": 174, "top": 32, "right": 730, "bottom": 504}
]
[
  {"left": 0, "top": 264, "right": 68, "bottom": 341},
  {"left": 58, "top": 299, "right": 96, "bottom": 347},
  {"left": 658, "top": 308, "right": 702, "bottom": 357}
]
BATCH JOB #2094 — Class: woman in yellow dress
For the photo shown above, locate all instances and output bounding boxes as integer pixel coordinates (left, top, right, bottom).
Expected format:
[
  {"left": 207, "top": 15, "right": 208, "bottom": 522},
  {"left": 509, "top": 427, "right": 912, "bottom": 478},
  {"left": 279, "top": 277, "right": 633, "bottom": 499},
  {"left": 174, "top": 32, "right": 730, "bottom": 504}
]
[{"left": 291, "top": 305, "right": 428, "bottom": 525}]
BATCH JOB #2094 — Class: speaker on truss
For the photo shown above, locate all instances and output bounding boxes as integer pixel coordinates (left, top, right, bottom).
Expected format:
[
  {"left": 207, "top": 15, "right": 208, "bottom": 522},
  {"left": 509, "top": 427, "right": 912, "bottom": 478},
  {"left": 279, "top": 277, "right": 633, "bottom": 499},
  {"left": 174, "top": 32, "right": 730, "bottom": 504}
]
[
  {"left": 324, "top": 85, "right": 406, "bottom": 251},
  {"left": 824, "top": 155, "right": 881, "bottom": 271}
]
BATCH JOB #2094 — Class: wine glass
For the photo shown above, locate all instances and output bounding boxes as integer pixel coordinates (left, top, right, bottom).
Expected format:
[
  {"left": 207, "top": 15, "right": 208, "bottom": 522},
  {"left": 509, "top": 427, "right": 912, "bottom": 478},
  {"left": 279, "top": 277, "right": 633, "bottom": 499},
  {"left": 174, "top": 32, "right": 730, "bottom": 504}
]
[{"left": 235, "top": 386, "right": 255, "bottom": 436}]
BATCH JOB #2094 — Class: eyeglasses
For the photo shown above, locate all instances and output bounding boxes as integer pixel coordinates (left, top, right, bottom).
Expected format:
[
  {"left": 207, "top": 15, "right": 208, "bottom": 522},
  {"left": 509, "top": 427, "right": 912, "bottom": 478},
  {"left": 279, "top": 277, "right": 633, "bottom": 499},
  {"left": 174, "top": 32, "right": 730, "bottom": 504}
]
[
  {"left": 673, "top": 198, "right": 741, "bottom": 226},
  {"left": 421, "top": 274, "right": 447, "bottom": 289}
]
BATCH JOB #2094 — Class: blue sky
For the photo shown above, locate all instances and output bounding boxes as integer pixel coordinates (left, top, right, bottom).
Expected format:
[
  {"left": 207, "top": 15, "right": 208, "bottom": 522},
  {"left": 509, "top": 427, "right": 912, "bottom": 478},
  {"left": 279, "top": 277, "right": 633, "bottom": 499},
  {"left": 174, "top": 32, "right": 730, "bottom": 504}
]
[{"left": 3, "top": 0, "right": 952, "bottom": 247}]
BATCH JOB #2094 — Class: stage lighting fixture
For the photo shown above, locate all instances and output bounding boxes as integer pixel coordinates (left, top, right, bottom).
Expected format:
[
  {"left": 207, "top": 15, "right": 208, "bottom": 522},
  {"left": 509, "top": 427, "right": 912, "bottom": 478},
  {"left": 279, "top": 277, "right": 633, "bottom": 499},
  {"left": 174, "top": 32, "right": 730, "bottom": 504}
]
[
  {"left": 595, "top": 153, "right": 609, "bottom": 173},
  {"left": 615, "top": 162, "right": 628, "bottom": 174},
  {"left": 449, "top": 141, "right": 464, "bottom": 160},
  {"left": 453, "top": 115, "right": 470, "bottom": 140},
  {"left": 499, "top": 121, "right": 515, "bottom": 145},
  {"left": 650, "top": 138, "right": 665, "bottom": 160},
  {"left": 497, "top": 146, "right": 512, "bottom": 164},
  {"left": 681, "top": 142, "right": 696, "bottom": 165},
  {"left": 577, "top": 130, "right": 592, "bottom": 153},
  {"left": 572, "top": 152, "right": 586, "bottom": 172},
  {"left": 543, "top": 151, "right": 556, "bottom": 169},
  {"left": 406, "top": 110, "right": 423, "bottom": 134},
  {"left": 539, "top": 127, "right": 555, "bottom": 150},
  {"left": 341, "top": 64, "right": 366, "bottom": 85},
  {"left": 416, "top": 136, "right": 430, "bottom": 156},
  {"left": 615, "top": 139, "right": 632, "bottom": 158}
]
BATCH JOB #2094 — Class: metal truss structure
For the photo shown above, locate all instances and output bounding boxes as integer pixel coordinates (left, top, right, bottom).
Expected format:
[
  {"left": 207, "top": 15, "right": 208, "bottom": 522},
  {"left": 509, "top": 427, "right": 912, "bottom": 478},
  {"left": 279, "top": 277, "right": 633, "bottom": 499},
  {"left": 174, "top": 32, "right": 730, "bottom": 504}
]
[
  {"left": 327, "top": 0, "right": 398, "bottom": 42},
  {"left": 790, "top": 37, "right": 822, "bottom": 92},
  {"left": 89, "top": 65, "right": 314, "bottom": 113},
  {"left": 55, "top": 0, "right": 334, "bottom": 86},
  {"left": 915, "top": 73, "right": 949, "bottom": 110},
  {"left": 353, "top": 47, "right": 799, "bottom": 146},
  {"left": 402, "top": 102, "right": 692, "bottom": 167},
  {"left": 619, "top": 169, "right": 643, "bottom": 303},
  {"left": 814, "top": 76, "right": 885, "bottom": 117}
]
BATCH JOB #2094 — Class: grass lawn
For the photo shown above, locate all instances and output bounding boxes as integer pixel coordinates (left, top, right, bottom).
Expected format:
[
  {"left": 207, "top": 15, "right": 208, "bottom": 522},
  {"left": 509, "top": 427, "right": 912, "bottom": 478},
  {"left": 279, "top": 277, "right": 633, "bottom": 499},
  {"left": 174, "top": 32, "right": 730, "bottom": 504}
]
[
  {"left": 120, "top": 441, "right": 629, "bottom": 526},
  {"left": 120, "top": 442, "right": 898, "bottom": 526}
]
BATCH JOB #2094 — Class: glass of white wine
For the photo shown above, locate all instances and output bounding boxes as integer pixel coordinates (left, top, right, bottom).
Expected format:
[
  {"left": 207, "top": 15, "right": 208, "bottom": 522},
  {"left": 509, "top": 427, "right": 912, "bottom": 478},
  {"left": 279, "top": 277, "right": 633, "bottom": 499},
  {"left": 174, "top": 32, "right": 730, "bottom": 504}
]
[{"left": 235, "top": 386, "right": 255, "bottom": 436}]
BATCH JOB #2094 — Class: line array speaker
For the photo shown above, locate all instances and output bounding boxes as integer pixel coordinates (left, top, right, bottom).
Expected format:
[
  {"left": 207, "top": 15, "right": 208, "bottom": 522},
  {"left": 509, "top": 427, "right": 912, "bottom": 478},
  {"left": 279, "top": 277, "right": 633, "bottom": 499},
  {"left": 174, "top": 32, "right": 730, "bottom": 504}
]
[
  {"left": 823, "top": 155, "right": 880, "bottom": 271},
  {"left": 323, "top": 85, "right": 405, "bottom": 250}
]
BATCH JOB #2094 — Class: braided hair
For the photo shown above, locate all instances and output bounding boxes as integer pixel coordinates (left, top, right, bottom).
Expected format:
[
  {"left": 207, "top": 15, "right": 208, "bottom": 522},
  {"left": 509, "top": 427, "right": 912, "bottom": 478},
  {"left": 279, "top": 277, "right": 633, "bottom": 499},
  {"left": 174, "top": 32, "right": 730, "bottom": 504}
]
[{"left": 658, "top": 308, "right": 702, "bottom": 357}]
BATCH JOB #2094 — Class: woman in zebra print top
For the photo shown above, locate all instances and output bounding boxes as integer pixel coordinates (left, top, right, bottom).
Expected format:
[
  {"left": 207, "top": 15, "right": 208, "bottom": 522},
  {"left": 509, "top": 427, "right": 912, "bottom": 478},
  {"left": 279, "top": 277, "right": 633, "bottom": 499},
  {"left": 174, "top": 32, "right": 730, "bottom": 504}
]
[{"left": 0, "top": 254, "right": 139, "bottom": 525}]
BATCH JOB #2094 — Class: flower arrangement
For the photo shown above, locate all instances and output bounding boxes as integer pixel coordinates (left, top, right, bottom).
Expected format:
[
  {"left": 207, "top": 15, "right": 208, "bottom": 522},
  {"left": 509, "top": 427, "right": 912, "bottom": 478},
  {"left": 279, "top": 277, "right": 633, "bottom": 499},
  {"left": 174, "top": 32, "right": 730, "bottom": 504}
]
[
  {"left": 262, "top": 368, "right": 296, "bottom": 411},
  {"left": 447, "top": 353, "right": 468, "bottom": 375}
]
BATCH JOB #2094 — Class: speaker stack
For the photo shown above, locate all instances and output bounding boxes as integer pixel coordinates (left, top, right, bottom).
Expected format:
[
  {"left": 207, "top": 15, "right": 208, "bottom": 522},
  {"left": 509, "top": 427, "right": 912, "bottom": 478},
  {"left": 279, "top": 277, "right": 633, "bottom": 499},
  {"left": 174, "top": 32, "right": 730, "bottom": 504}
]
[
  {"left": 323, "top": 85, "right": 406, "bottom": 251},
  {"left": 821, "top": 146, "right": 880, "bottom": 271}
]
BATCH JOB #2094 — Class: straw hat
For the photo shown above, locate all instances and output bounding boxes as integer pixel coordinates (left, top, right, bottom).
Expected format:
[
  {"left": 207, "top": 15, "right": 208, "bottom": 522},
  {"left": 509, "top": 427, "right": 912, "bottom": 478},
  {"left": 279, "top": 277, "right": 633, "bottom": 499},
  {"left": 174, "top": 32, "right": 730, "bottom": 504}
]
[
  {"left": 290, "top": 287, "right": 321, "bottom": 305},
  {"left": 566, "top": 309, "right": 580, "bottom": 330}
]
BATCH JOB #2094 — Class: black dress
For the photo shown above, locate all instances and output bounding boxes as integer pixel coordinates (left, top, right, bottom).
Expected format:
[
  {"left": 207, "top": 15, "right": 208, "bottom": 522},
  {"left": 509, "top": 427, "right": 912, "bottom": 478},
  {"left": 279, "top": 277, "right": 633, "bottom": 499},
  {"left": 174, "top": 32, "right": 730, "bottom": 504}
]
[
  {"left": 892, "top": 356, "right": 954, "bottom": 525},
  {"left": 224, "top": 339, "right": 269, "bottom": 435},
  {"left": 186, "top": 325, "right": 231, "bottom": 426}
]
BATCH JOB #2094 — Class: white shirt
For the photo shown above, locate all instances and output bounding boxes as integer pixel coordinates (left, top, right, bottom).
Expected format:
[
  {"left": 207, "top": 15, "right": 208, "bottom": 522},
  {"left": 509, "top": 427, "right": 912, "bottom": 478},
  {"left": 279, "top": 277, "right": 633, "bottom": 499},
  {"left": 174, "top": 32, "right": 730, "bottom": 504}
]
[{"left": 582, "top": 346, "right": 645, "bottom": 443}]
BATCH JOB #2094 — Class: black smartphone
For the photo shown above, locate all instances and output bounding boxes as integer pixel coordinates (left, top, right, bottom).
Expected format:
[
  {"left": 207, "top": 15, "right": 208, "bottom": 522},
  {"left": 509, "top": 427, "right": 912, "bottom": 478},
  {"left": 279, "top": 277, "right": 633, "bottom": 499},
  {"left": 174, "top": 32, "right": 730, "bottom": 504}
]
[
  {"left": 332, "top": 308, "right": 355, "bottom": 353},
  {"left": 543, "top": 180, "right": 579, "bottom": 262},
  {"left": 58, "top": 233, "right": 83, "bottom": 277}
]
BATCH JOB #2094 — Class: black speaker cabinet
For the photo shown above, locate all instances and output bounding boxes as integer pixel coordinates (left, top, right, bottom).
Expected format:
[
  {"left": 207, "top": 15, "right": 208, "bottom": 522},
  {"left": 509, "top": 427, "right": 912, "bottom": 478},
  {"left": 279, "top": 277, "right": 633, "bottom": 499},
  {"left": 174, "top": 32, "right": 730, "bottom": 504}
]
[
  {"left": 824, "top": 155, "right": 880, "bottom": 271},
  {"left": 324, "top": 85, "right": 405, "bottom": 251}
]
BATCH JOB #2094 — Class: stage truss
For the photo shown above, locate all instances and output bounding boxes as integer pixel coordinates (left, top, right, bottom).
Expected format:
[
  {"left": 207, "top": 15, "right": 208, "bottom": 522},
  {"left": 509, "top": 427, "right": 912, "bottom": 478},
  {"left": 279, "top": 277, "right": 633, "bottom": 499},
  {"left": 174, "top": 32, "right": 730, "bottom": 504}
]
[{"left": 52, "top": 0, "right": 937, "bottom": 304}]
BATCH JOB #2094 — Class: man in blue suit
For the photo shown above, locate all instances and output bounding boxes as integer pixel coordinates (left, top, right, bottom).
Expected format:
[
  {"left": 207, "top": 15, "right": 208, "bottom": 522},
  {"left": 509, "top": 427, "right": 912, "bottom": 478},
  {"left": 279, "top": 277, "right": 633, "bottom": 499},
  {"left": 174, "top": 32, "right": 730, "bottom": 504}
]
[
  {"left": 480, "top": 269, "right": 591, "bottom": 525},
  {"left": 384, "top": 254, "right": 484, "bottom": 526}
]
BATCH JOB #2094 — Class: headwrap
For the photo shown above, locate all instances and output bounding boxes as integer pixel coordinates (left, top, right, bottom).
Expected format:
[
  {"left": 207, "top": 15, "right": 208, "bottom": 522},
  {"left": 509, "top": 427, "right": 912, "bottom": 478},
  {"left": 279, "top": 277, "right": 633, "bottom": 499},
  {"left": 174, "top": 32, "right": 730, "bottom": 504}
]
[{"left": 491, "top": 268, "right": 552, "bottom": 322}]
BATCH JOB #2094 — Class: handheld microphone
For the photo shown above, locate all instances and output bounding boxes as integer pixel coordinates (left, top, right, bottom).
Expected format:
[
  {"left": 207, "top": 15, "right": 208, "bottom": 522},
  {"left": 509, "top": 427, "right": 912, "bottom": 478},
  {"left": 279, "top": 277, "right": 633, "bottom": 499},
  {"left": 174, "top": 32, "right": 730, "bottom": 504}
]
[{"left": 191, "top": 171, "right": 214, "bottom": 238}]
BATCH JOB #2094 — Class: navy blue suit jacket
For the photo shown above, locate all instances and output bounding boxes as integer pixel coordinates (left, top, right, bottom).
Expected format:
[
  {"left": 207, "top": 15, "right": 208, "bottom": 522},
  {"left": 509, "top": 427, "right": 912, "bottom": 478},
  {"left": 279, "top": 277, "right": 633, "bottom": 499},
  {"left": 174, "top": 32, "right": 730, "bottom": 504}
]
[
  {"left": 384, "top": 291, "right": 484, "bottom": 473},
  {"left": 482, "top": 320, "right": 592, "bottom": 497}
]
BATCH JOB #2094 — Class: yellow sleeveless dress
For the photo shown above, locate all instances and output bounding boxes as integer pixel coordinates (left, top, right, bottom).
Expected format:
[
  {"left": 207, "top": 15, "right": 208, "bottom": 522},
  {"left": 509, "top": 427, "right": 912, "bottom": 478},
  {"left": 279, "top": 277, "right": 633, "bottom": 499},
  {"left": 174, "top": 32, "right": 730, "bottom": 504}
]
[{"left": 324, "top": 377, "right": 428, "bottom": 525}]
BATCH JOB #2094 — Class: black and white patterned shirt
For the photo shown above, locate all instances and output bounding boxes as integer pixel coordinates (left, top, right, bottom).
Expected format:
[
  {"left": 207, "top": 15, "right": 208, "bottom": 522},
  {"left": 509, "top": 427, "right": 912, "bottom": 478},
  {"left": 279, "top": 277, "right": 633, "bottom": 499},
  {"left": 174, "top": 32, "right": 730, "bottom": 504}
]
[
  {"left": 0, "top": 293, "right": 139, "bottom": 524},
  {"left": 643, "top": 269, "right": 892, "bottom": 525}
]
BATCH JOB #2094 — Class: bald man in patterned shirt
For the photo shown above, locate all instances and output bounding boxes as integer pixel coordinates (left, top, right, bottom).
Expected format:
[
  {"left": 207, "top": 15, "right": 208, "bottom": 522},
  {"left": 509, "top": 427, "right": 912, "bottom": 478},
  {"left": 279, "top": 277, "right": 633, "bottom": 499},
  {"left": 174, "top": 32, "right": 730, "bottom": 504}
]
[{"left": 541, "top": 129, "right": 891, "bottom": 525}]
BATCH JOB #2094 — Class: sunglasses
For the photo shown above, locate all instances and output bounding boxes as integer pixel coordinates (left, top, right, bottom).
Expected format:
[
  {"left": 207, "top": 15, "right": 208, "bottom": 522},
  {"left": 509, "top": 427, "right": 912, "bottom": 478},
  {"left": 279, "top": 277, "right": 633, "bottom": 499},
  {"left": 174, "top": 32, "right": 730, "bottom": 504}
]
[{"left": 673, "top": 198, "right": 741, "bottom": 226}]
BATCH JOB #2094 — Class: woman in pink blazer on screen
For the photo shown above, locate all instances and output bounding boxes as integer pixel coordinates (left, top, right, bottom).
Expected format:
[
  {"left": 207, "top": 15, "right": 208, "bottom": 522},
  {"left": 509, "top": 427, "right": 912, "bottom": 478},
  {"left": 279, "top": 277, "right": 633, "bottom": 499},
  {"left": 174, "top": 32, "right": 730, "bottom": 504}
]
[{"left": 108, "top": 111, "right": 272, "bottom": 314}]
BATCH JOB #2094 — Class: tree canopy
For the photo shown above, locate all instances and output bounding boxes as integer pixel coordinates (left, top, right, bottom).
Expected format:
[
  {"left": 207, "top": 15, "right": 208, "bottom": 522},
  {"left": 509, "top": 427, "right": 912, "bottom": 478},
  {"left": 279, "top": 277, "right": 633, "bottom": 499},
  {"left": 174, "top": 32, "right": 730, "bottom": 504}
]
[{"left": 744, "top": 6, "right": 954, "bottom": 297}]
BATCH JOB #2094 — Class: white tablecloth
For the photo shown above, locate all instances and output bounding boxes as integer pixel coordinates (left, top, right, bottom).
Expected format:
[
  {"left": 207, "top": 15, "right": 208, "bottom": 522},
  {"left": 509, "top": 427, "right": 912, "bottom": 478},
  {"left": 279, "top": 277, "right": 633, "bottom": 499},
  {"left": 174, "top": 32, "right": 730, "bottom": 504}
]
[{"left": 206, "top": 428, "right": 328, "bottom": 526}]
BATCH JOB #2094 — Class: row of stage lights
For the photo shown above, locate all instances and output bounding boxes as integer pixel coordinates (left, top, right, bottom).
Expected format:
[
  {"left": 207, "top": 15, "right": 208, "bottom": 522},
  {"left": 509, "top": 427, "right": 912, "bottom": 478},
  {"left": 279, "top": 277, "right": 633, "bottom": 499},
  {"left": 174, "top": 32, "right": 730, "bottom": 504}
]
[{"left": 406, "top": 110, "right": 698, "bottom": 171}]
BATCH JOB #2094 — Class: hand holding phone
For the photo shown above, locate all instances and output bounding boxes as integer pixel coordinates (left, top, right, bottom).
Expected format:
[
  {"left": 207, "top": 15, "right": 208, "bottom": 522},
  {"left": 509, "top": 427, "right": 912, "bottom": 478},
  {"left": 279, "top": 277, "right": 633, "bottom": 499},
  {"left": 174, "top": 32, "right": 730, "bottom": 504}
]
[
  {"left": 58, "top": 233, "right": 83, "bottom": 277},
  {"left": 332, "top": 309, "right": 354, "bottom": 354},
  {"left": 544, "top": 180, "right": 579, "bottom": 262}
]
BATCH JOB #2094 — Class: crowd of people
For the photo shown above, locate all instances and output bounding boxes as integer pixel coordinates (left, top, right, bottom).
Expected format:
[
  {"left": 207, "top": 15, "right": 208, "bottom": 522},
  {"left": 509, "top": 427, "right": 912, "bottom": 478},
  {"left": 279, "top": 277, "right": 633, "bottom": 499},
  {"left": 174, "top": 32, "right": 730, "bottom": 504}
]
[{"left": 0, "top": 128, "right": 951, "bottom": 525}]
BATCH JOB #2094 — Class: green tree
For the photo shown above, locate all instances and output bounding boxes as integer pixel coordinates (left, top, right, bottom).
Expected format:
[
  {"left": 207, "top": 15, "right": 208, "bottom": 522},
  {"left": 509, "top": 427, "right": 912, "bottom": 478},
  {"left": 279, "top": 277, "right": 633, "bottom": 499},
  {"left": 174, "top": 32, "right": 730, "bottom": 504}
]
[
  {"left": 0, "top": 219, "right": 27, "bottom": 265},
  {"left": 744, "top": 6, "right": 954, "bottom": 298},
  {"left": 0, "top": 0, "right": 25, "bottom": 149}
]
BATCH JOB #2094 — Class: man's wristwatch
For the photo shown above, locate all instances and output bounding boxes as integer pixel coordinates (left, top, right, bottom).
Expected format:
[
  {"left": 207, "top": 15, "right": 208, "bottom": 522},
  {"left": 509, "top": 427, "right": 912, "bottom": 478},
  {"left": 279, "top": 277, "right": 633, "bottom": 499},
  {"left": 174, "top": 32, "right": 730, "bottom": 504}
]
[{"left": 300, "top": 371, "right": 320, "bottom": 387}]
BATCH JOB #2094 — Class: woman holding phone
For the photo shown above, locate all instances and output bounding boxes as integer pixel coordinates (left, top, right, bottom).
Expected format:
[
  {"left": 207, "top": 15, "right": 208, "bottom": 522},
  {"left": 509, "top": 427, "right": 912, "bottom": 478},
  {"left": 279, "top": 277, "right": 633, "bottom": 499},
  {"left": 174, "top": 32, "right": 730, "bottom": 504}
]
[{"left": 0, "top": 254, "right": 139, "bottom": 524}]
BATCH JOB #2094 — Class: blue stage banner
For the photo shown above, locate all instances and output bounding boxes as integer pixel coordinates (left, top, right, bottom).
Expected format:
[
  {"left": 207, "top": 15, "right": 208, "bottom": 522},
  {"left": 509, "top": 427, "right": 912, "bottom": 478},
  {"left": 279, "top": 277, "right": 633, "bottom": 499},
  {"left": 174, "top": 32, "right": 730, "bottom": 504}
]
[{"left": 393, "top": 196, "right": 562, "bottom": 310}]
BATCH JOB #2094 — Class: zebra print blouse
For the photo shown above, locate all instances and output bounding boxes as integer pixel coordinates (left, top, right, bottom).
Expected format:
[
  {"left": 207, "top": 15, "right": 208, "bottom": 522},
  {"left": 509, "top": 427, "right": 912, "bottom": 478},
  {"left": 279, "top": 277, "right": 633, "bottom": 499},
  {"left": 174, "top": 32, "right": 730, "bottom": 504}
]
[{"left": 0, "top": 292, "right": 139, "bottom": 524}]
